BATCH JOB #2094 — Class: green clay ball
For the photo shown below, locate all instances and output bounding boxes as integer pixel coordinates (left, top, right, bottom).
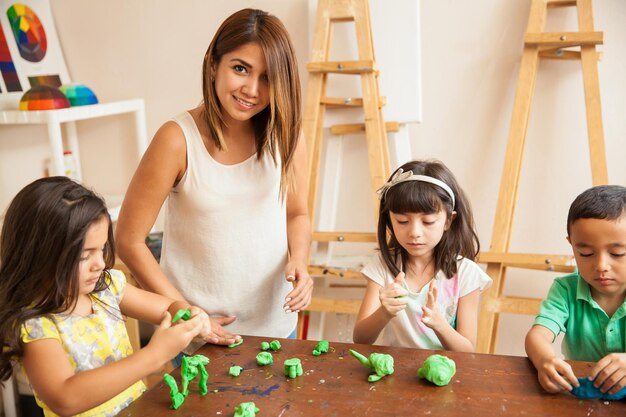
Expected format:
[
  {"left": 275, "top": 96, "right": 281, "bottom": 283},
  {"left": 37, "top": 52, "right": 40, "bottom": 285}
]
[
  {"left": 312, "top": 339, "right": 329, "bottom": 355},
  {"left": 269, "top": 340, "right": 281, "bottom": 351},
  {"left": 229, "top": 365, "right": 243, "bottom": 377},
  {"left": 228, "top": 339, "right": 244, "bottom": 348},
  {"left": 256, "top": 351, "right": 273, "bottom": 366},
  {"left": 234, "top": 402, "right": 260, "bottom": 417},
  {"left": 418, "top": 354, "right": 456, "bottom": 386},
  {"left": 260, "top": 341, "right": 270, "bottom": 350}
]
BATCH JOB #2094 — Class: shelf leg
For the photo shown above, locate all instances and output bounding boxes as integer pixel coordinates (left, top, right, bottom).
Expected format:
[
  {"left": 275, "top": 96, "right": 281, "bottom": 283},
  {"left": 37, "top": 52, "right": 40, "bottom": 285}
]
[{"left": 47, "top": 120, "right": 65, "bottom": 177}]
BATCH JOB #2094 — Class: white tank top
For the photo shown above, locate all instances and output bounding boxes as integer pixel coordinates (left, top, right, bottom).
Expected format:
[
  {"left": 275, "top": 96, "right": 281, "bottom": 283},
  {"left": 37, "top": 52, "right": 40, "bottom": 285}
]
[{"left": 160, "top": 112, "right": 296, "bottom": 337}]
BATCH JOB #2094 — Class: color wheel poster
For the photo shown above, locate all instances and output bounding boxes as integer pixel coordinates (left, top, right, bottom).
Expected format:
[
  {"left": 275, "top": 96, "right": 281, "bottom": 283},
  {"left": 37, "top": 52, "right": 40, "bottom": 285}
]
[{"left": 0, "top": 0, "right": 70, "bottom": 110}]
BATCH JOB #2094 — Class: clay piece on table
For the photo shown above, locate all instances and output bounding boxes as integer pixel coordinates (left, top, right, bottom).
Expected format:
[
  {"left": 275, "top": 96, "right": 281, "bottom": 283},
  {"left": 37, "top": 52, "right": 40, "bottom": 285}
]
[
  {"left": 571, "top": 377, "right": 626, "bottom": 400},
  {"left": 171, "top": 308, "right": 191, "bottom": 324},
  {"left": 349, "top": 349, "right": 394, "bottom": 382},
  {"left": 234, "top": 402, "right": 260, "bottom": 417},
  {"left": 269, "top": 340, "right": 282, "bottom": 351},
  {"left": 418, "top": 354, "right": 456, "bottom": 386},
  {"left": 229, "top": 365, "right": 244, "bottom": 377},
  {"left": 284, "top": 358, "right": 303, "bottom": 378},
  {"left": 228, "top": 339, "right": 244, "bottom": 348},
  {"left": 260, "top": 341, "right": 270, "bottom": 351},
  {"left": 312, "top": 339, "right": 329, "bottom": 356},
  {"left": 181, "top": 354, "right": 210, "bottom": 396},
  {"left": 163, "top": 373, "right": 185, "bottom": 410},
  {"left": 256, "top": 351, "right": 274, "bottom": 366}
]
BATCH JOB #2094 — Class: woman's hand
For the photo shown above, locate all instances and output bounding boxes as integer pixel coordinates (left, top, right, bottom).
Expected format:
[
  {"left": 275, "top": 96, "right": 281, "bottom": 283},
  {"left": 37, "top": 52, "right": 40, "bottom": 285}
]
[
  {"left": 188, "top": 306, "right": 240, "bottom": 345},
  {"left": 284, "top": 261, "right": 313, "bottom": 313}
]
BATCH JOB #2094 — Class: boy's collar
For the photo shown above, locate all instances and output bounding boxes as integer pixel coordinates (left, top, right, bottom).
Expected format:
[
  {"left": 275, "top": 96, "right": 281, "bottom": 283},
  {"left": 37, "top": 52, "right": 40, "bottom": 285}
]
[{"left": 575, "top": 273, "right": 593, "bottom": 303}]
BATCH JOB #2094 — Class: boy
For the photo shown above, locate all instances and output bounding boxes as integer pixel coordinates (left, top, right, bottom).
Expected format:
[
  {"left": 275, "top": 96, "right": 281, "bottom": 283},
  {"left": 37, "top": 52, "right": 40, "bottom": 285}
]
[{"left": 526, "top": 185, "right": 626, "bottom": 395}]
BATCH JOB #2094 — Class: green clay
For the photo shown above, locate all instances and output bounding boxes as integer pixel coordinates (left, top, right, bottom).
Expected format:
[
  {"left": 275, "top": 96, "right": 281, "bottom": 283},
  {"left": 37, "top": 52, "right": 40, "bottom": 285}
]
[
  {"left": 283, "top": 358, "right": 303, "bottom": 378},
  {"left": 269, "top": 340, "right": 281, "bottom": 351},
  {"left": 256, "top": 351, "right": 273, "bottom": 365},
  {"left": 312, "top": 339, "right": 329, "bottom": 355},
  {"left": 260, "top": 341, "right": 270, "bottom": 350},
  {"left": 172, "top": 308, "right": 191, "bottom": 324},
  {"left": 349, "top": 349, "right": 394, "bottom": 382},
  {"left": 163, "top": 373, "right": 185, "bottom": 410},
  {"left": 234, "top": 402, "right": 260, "bottom": 417},
  {"left": 418, "top": 354, "right": 456, "bottom": 386},
  {"left": 228, "top": 339, "right": 244, "bottom": 348},
  {"left": 181, "top": 354, "right": 210, "bottom": 396},
  {"left": 229, "top": 365, "right": 243, "bottom": 377}
]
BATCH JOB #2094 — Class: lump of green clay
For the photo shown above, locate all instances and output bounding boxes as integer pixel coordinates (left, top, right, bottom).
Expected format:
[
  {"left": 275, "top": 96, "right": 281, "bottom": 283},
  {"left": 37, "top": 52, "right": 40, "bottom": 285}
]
[
  {"left": 349, "top": 349, "right": 394, "bottom": 382},
  {"left": 256, "top": 351, "right": 273, "bottom": 366},
  {"left": 269, "top": 340, "right": 282, "bottom": 351},
  {"left": 418, "top": 354, "right": 456, "bottom": 386},
  {"left": 283, "top": 358, "right": 303, "bottom": 379},
  {"left": 171, "top": 308, "right": 191, "bottom": 324},
  {"left": 181, "top": 354, "right": 209, "bottom": 395},
  {"left": 163, "top": 373, "right": 185, "bottom": 410},
  {"left": 234, "top": 402, "right": 260, "bottom": 417},
  {"left": 228, "top": 339, "right": 244, "bottom": 348},
  {"left": 260, "top": 341, "right": 270, "bottom": 350},
  {"left": 312, "top": 339, "right": 329, "bottom": 356},
  {"left": 229, "top": 365, "right": 243, "bottom": 377}
]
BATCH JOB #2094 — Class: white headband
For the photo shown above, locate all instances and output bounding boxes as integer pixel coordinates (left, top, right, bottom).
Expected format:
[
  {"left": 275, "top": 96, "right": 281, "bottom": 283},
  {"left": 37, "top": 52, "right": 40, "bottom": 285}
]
[{"left": 376, "top": 168, "right": 456, "bottom": 209}]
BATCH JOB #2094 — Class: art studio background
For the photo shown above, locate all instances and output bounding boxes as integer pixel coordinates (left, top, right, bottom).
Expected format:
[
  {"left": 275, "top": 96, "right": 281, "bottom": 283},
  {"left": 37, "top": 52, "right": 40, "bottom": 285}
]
[{"left": 1, "top": 0, "right": 625, "bottom": 365}]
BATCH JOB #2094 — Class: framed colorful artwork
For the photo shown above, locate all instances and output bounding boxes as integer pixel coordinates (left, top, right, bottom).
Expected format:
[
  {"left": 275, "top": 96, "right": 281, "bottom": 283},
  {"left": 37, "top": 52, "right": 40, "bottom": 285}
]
[{"left": 0, "top": 0, "right": 70, "bottom": 110}]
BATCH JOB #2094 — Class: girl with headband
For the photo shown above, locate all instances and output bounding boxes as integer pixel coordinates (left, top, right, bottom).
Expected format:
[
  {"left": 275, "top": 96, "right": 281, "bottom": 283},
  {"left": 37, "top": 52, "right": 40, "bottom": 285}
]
[{"left": 353, "top": 160, "right": 491, "bottom": 351}]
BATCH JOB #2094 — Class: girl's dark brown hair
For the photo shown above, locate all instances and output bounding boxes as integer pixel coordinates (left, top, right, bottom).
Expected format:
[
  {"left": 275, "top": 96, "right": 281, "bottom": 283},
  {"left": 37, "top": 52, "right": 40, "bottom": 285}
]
[
  {"left": 201, "top": 8, "right": 302, "bottom": 198},
  {"left": 377, "top": 160, "right": 480, "bottom": 278},
  {"left": 0, "top": 177, "right": 114, "bottom": 383}
]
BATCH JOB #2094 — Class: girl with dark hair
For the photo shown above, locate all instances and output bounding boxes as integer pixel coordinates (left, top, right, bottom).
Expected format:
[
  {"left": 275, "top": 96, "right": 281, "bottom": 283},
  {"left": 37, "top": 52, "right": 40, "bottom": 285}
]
[
  {"left": 116, "top": 8, "right": 312, "bottom": 342},
  {"left": 0, "top": 177, "right": 206, "bottom": 416},
  {"left": 353, "top": 160, "right": 491, "bottom": 351}
]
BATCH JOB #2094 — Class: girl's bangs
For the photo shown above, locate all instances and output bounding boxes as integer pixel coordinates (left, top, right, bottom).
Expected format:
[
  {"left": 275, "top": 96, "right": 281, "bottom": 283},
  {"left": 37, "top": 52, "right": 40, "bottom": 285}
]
[{"left": 385, "top": 182, "right": 445, "bottom": 214}]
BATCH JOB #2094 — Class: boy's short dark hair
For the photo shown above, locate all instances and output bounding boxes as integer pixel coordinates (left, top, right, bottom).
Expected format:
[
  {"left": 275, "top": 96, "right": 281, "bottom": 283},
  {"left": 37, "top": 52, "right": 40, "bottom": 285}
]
[{"left": 567, "top": 185, "right": 626, "bottom": 235}]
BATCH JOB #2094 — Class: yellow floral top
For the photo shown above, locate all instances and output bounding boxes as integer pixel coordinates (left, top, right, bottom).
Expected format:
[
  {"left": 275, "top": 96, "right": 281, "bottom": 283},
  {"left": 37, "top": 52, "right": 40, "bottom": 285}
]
[{"left": 20, "top": 269, "right": 146, "bottom": 417}]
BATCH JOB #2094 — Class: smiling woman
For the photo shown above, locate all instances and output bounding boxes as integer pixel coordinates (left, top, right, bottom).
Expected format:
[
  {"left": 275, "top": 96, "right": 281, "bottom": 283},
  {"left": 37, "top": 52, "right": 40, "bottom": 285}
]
[{"left": 115, "top": 8, "right": 313, "bottom": 344}]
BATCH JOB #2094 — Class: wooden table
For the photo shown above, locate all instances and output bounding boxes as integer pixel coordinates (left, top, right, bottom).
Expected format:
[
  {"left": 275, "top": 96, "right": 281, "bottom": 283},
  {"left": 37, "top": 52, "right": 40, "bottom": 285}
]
[{"left": 116, "top": 335, "right": 626, "bottom": 416}]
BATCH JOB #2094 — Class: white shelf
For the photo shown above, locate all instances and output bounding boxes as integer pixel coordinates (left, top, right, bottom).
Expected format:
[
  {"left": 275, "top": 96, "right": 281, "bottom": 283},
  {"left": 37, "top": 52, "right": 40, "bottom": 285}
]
[
  {"left": 0, "top": 99, "right": 145, "bottom": 124},
  {"left": 0, "top": 99, "right": 148, "bottom": 181}
]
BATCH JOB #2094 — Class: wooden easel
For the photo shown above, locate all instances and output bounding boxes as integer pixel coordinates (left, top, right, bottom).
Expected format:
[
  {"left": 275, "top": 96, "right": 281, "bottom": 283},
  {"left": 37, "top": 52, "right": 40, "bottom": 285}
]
[
  {"left": 302, "top": 0, "right": 393, "bottom": 319},
  {"left": 476, "top": 0, "right": 607, "bottom": 353}
]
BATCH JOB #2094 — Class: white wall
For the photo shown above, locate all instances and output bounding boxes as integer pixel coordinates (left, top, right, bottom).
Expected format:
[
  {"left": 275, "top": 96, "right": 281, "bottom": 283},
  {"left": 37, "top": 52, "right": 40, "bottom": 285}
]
[{"left": 0, "top": 0, "right": 625, "bottom": 356}]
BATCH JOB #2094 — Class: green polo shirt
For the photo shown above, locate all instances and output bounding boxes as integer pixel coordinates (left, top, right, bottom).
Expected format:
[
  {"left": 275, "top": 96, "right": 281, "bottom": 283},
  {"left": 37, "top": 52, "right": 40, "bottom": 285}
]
[{"left": 533, "top": 272, "right": 626, "bottom": 362}]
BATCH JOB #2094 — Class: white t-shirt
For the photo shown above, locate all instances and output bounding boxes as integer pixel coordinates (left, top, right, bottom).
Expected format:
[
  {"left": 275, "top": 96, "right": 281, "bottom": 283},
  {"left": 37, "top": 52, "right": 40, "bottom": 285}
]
[
  {"left": 361, "top": 254, "right": 492, "bottom": 349},
  {"left": 160, "top": 112, "right": 297, "bottom": 337}
]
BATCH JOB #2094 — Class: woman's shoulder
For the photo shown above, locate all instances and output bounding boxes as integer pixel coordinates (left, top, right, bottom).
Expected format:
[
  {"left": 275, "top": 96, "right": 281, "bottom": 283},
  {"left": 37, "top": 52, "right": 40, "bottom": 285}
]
[{"left": 152, "top": 118, "right": 188, "bottom": 150}]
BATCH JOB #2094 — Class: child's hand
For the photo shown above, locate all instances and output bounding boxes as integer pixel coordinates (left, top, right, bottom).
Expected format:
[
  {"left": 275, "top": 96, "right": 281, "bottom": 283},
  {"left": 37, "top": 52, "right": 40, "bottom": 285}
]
[
  {"left": 589, "top": 353, "right": 626, "bottom": 394},
  {"left": 148, "top": 311, "right": 204, "bottom": 362},
  {"left": 535, "top": 357, "right": 579, "bottom": 393},
  {"left": 185, "top": 306, "right": 240, "bottom": 346},
  {"left": 284, "top": 261, "right": 313, "bottom": 313},
  {"left": 379, "top": 272, "right": 409, "bottom": 317},
  {"left": 421, "top": 280, "right": 446, "bottom": 331}
]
